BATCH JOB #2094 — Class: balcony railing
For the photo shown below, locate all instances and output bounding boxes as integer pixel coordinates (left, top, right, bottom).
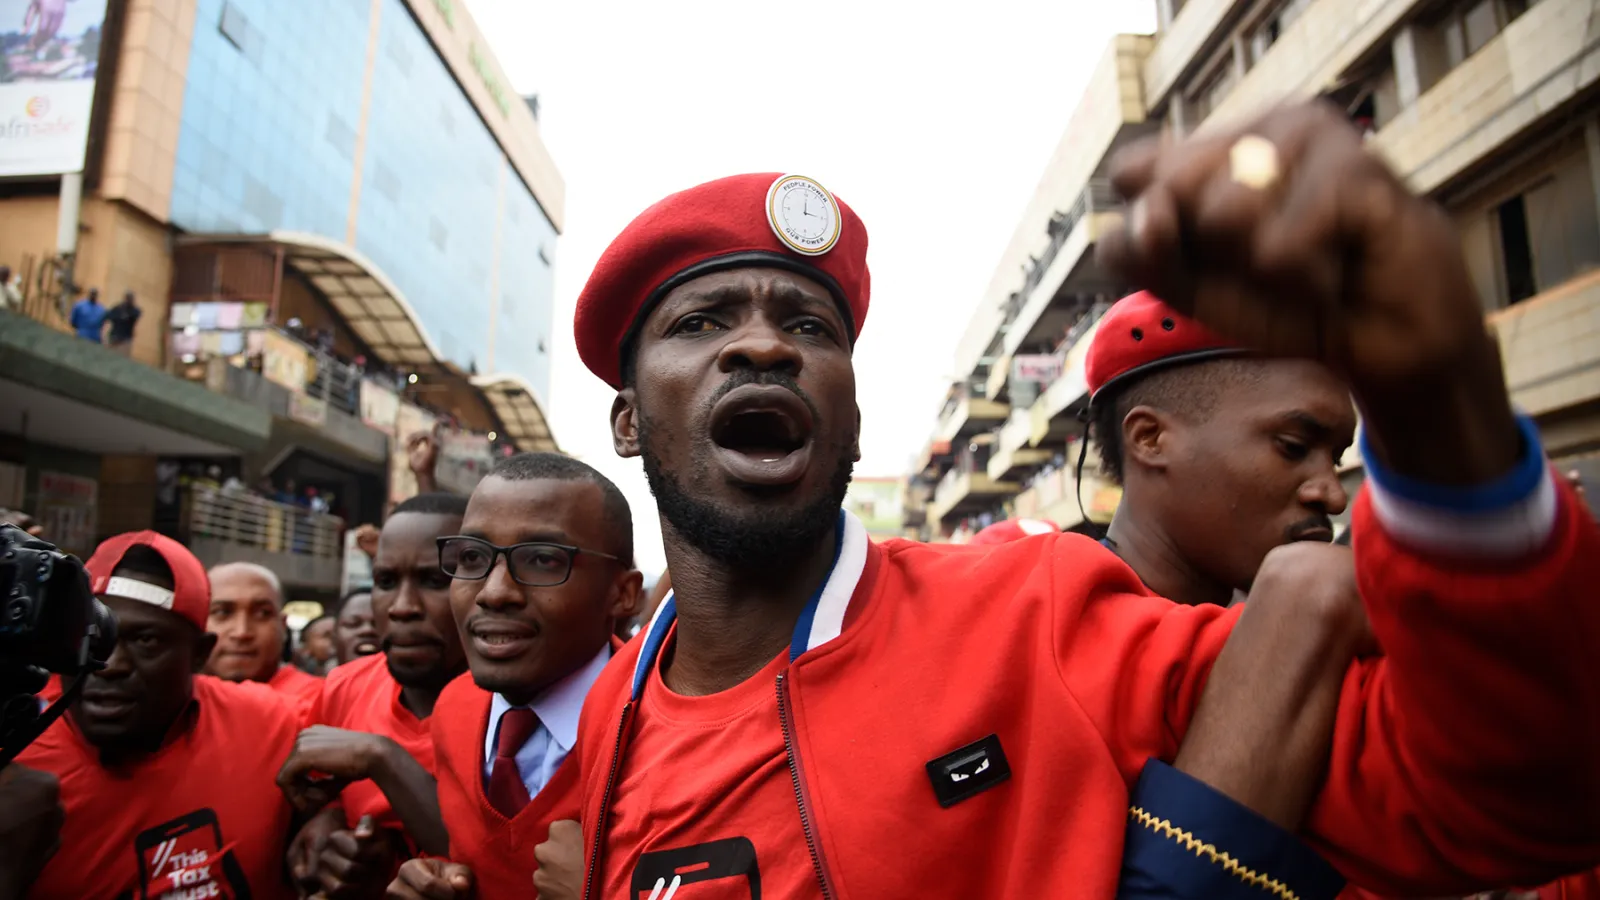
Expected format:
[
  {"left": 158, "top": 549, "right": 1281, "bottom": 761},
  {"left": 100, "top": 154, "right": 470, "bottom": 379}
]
[
  {"left": 999, "top": 180, "right": 1121, "bottom": 340},
  {"left": 182, "top": 483, "right": 346, "bottom": 590},
  {"left": 187, "top": 484, "right": 344, "bottom": 559}
]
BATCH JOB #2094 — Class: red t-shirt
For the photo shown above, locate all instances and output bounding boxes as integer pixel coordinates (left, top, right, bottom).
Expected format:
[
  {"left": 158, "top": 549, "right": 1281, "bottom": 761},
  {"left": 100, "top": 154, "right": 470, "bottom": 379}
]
[
  {"left": 602, "top": 631, "right": 812, "bottom": 900},
  {"left": 312, "top": 652, "right": 434, "bottom": 832},
  {"left": 268, "top": 664, "right": 323, "bottom": 720},
  {"left": 17, "top": 676, "right": 298, "bottom": 899}
]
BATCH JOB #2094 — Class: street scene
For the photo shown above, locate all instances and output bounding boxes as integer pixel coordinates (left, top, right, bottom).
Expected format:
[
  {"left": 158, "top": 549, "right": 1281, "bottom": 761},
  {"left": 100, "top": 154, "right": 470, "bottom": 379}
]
[{"left": 1, "top": 0, "right": 1599, "bottom": 898}]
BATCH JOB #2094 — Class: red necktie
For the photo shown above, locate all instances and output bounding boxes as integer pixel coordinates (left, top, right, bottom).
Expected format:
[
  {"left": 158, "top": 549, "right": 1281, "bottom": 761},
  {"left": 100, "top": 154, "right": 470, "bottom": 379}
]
[{"left": 487, "top": 707, "right": 538, "bottom": 817}]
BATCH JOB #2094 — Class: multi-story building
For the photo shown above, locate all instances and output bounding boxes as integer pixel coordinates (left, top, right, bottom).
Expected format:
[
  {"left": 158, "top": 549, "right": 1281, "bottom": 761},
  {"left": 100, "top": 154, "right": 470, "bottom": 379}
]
[
  {"left": 0, "top": 0, "right": 563, "bottom": 598},
  {"left": 911, "top": 0, "right": 1600, "bottom": 540}
]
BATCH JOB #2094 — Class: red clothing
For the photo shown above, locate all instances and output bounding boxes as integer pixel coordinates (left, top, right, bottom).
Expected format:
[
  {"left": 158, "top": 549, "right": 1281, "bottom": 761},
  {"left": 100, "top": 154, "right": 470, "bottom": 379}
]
[
  {"left": 601, "top": 635, "right": 809, "bottom": 900},
  {"left": 430, "top": 672, "right": 584, "bottom": 900},
  {"left": 17, "top": 676, "right": 298, "bottom": 899},
  {"left": 267, "top": 664, "right": 323, "bottom": 719},
  {"left": 311, "top": 652, "right": 433, "bottom": 833},
  {"left": 1544, "top": 871, "right": 1600, "bottom": 899},
  {"left": 577, "top": 483, "right": 1600, "bottom": 899}
]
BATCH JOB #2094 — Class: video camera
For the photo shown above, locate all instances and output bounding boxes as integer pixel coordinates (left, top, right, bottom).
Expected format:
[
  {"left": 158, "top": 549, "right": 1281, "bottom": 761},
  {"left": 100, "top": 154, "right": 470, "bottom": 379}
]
[{"left": 0, "top": 523, "right": 117, "bottom": 767}]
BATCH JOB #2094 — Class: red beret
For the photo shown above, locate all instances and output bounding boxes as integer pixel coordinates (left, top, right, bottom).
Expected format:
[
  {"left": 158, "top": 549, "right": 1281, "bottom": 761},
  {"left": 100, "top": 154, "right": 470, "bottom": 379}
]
[
  {"left": 970, "top": 518, "right": 1059, "bottom": 545},
  {"left": 574, "top": 173, "right": 871, "bottom": 388},
  {"left": 1085, "top": 292, "right": 1246, "bottom": 404}
]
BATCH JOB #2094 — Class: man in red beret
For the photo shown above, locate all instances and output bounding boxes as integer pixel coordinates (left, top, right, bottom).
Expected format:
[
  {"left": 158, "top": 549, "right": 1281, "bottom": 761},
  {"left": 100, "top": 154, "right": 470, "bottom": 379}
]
[{"left": 567, "top": 105, "right": 1600, "bottom": 900}]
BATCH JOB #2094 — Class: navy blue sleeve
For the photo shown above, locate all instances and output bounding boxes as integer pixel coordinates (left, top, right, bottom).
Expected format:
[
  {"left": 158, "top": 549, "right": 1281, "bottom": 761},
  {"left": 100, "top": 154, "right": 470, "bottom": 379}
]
[{"left": 1119, "top": 760, "right": 1345, "bottom": 900}]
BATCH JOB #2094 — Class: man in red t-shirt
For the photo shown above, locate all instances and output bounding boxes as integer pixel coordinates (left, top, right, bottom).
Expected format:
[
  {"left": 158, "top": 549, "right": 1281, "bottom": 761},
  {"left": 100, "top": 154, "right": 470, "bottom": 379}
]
[
  {"left": 386, "top": 452, "right": 641, "bottom": 900},
  {"left": 10, "top": 531, "right": 299, "bottom": 899},
  {"left": 276, "top": 492, "right": 470, "bottom": 898},
  {"left": 204, "top": 561, "right": 322, "bottom": 714}
]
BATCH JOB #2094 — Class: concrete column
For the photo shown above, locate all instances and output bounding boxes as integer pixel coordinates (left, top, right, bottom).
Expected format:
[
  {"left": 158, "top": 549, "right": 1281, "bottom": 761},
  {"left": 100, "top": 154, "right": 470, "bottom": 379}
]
[
  {"left": 1156, "top": 0, "right": 1176, "bottom": 31},
  {"left": 1391, "top": 25, "right": 1423, "bottom": 109},
  {"left": 1168, "top": 97, "right": 1189, "bottom": 138}
]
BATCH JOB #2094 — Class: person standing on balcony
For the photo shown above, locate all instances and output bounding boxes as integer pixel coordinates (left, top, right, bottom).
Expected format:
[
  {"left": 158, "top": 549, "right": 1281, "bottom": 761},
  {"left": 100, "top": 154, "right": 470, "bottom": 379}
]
[
  {"left": 205, "top": 561, "right": 324, "bottom": 715},
  {"left": 0, "top": 266, "right": 21, "bottom": 312},
  {"left": 68, "top": 287, "right": 106, "bottom": 343},
  {"left": 104, "top": 291, "right": 141, "bottom": 357}
]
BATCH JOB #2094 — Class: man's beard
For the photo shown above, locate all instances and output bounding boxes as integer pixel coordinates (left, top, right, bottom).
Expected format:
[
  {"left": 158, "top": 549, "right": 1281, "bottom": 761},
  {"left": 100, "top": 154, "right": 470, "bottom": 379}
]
[{"left": 639, "top": 409, "right": 855, "bottom": 573}]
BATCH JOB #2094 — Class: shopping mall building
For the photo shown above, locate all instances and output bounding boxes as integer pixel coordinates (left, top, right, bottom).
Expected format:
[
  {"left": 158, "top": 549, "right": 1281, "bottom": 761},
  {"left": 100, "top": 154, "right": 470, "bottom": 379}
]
[
  {"left": 0, "top": 0, "right": 562, "bottom": 600},
  {"left": 908, "top": 0, "right": 1600, "bottom": 541}
]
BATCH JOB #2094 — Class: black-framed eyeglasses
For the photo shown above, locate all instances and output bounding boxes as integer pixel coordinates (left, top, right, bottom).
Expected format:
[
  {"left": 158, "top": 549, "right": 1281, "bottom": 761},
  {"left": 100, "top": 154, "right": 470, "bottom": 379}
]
[{"left": 436, "top": 536, "right": 620, "bottom": 587}]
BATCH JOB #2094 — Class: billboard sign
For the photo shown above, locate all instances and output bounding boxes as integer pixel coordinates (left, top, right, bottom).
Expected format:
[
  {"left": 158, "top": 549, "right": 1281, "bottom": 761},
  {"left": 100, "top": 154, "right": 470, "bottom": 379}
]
[{"left": 0, "top": 0, "right": 109, "bottom": 176}]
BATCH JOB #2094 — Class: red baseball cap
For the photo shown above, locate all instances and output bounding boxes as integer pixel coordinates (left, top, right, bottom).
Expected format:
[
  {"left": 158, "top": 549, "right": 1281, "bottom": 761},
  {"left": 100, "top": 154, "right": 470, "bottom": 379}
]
[
  {"left": 574, "top": 173, "right": 872, "bottom": 388},
  {"left": 85, "top": 531, "right": 210, "bottom": 630},
  {"left": 969, "top": 518, "right": 1059, "bottom": 546},
  {"left": 1085, "top": 292, "right": 1247, "bottom": 404}
]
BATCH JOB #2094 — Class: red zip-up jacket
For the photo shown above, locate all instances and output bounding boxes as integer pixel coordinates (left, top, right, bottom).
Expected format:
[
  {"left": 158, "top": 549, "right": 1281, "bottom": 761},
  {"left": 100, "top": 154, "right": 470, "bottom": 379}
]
[{"left": 575, "top": 460, "right": 1600, "bottom": 899}]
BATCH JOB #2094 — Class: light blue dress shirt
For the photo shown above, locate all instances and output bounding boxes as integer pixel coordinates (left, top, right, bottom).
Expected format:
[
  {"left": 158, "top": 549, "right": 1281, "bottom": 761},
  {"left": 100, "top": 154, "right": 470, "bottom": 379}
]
[{"left": 483, "top": 644, "right": 611, "bottom": 797}]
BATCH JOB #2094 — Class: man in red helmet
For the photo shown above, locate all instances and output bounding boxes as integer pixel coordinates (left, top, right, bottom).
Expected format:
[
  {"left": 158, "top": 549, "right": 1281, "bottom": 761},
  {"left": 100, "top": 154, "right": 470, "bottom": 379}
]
[
  {"left": 565, "top": 104, "right": 1600, "bottom": 900},
  {"left": 10, "top": 532, "right": 300, "bottom": 898},
  {"left": 1081, "top": 294, "right": 1599, "bottom": 898}
]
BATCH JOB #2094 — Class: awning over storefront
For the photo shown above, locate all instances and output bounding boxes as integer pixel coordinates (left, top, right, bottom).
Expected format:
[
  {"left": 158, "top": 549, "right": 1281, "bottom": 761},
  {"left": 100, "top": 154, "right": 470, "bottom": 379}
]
[
  {"left": 472, "top": 374, "right": 559, "bottom": 452},
  {"left": 175, "top": 231, "right": 557, "bottom": 451}
]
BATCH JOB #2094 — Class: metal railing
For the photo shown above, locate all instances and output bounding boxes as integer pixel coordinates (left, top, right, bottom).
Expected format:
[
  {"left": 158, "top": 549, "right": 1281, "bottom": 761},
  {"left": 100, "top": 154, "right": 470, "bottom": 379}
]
[
  {"left": 4, "top": 250, "right": 74, "bottom": 334},
  {"left": 1019, "top": 179, "right": 1121, "bottom": 309},
  {"left": 187, "top": 484, "right": 344, "bottom": 559}
]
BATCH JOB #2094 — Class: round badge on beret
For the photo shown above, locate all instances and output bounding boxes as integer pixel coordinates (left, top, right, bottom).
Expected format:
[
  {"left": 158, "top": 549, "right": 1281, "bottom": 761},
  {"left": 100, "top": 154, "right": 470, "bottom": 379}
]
[{"left": 766, "top": 175, "right": 842, "bottom": 256}]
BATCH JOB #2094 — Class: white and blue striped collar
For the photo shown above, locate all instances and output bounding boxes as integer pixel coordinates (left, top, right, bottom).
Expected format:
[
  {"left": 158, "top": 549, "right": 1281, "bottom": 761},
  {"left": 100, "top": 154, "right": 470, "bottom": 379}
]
[{"left": 631, "top": 510, "right": 870, "bottom": 701}]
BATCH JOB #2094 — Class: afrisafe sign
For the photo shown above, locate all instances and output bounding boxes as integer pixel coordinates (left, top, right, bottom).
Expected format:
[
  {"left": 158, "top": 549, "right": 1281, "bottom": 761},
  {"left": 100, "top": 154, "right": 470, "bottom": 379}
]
[{"left": 0, "top": 0, "right": 109, "bottom": 176}]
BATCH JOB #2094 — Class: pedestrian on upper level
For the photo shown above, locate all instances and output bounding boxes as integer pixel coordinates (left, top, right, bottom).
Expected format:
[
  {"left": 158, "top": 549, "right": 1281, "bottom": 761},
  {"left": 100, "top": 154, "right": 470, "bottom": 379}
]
[
  {"left": 104, "top": 291, "right": 142, "bottom": 356},
  {"left": 69, "top": 288, "right": 106, "bottom": 343}
]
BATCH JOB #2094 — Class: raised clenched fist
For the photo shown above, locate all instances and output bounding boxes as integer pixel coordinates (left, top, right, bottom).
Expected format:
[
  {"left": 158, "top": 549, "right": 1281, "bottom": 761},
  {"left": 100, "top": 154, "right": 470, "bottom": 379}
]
[{"left": 1098, "top": 101, "right": 1491, "bottom": 400}]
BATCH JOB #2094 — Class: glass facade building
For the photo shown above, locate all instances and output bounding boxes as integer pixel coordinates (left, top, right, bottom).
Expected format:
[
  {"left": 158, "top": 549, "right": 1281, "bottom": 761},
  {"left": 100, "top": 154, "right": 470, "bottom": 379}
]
[{"left": 169, "top": 0, "right": 556, "bottom": 399}]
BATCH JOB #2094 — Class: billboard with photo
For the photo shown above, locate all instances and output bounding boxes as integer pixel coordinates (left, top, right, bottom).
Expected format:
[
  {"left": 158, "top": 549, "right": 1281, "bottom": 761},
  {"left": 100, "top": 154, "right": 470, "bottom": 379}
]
[{"left": 0, "top": 0, "right": 109, "bottom": 176}]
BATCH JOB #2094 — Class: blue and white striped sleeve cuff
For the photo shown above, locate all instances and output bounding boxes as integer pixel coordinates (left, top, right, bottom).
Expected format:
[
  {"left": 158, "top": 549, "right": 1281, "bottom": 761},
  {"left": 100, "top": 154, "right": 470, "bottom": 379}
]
[{"left": 1361, "top": 414, "right": 1558, "bottom": 560}]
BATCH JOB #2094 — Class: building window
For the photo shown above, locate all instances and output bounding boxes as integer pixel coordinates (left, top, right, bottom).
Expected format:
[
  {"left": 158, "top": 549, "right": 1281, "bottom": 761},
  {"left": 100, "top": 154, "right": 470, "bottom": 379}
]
[
  {"left": 1249, "top": 0, "right": 1311, "bottom": 65},
  {"left": 219, "top": 2, "right": 249, "bottom": 51},
  {"left": 373, "top": 162, "right": 402, "bottom": 203},
  {"left": 1437, "top": 0, "right": 1538, "bottom": 70},
  {"left": 325, "top": 113, "right": 357, "bottom": 160},
  {"left": 386, "top": 35, "right": 413, "bottom": 75},
  {"left": 1496, "top": 195, "right": 1537, "bottom": 304},
  {"left": 1190, "top": 63, "right": 1236, "bottom": 124}
]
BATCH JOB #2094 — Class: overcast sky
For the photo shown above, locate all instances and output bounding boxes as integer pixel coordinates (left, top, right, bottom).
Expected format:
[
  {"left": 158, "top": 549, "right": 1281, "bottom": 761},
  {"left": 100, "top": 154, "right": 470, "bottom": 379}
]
[{"left": 470, "top": 0, "right": 1158, "bottom": 575}]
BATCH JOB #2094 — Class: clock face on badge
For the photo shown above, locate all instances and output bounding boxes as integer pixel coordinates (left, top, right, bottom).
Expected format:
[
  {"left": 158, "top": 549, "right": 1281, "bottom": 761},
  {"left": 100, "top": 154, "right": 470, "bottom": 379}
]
[{"left": 766, "top": 175, "right": 841, "bottom": 256}]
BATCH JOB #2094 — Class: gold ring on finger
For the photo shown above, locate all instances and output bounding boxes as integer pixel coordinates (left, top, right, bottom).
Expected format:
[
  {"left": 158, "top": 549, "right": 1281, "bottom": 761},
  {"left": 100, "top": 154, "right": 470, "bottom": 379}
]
[{"left": 1229, "top": 134, "right": 1281, "bottom": 191}]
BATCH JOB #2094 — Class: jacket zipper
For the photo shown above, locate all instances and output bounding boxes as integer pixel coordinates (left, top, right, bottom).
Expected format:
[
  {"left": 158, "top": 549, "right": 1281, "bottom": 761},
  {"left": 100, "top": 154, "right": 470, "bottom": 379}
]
[
  {"left": 777, "top": 672, "right": 838, "bottom": 900},
  {"left": 582, "top": 700, "right": 633, "bottom": 900}
]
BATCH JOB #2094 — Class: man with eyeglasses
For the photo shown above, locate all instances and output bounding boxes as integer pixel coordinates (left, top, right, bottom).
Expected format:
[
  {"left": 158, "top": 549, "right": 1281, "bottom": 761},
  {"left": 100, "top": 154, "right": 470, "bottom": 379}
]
[
  {"left": 356, "top": 452, "right": 639, "bottom": 900},
  {"left": 276, "top": 492, "right": 470, "bottom": 898}
]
